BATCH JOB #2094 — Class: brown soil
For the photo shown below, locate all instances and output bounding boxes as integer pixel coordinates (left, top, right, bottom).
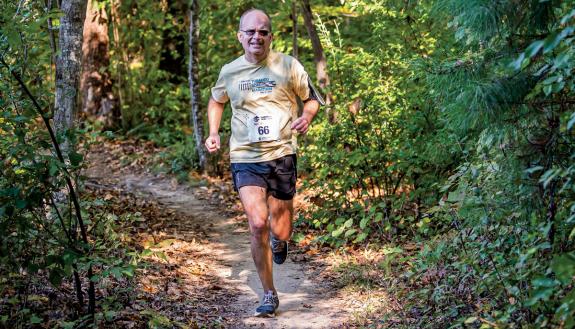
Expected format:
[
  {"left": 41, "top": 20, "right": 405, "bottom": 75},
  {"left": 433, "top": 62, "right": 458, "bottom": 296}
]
[{"left": 85, "top": 139, "right": 351, "bottom": 328}]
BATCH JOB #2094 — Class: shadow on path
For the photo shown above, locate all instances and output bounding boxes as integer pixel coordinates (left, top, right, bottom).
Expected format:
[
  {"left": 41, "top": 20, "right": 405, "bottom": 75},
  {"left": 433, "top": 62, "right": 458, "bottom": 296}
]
[{"left": 117, "top": 174, "right": 349, "bottom": 328}]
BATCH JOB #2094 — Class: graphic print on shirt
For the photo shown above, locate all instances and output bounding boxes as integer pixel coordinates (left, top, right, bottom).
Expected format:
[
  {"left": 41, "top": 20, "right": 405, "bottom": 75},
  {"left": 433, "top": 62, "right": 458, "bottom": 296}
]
[{"left": 239, "top": 77, "right": 277, "bottom": 94}]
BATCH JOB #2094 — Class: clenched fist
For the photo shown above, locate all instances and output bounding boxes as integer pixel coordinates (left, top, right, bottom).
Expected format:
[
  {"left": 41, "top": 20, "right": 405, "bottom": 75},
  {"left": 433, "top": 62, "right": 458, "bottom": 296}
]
[
  {"left": 291, "top": 116, "right": 310, "bottom": 134},
  {"left": 205, "top": 134, "right": 221, "bottom": 153}
]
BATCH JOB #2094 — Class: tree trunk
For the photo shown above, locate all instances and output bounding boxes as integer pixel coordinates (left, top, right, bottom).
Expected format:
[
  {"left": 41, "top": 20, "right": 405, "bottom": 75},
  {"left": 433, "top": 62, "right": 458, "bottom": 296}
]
[
  {"left": 110, "top": 0, "right": 131, "bottom": 129},
  {"left": 81, "top": 0, "right": 119, "bottom": 129},
  {"left": 54, "top": 0, "right": 89, "bottom": 142},
  {"left": 292, "top": 0, "right": 299, "bottom": 59},
  {"left": 188, "top": 0, "right": 206, "bottom": 172},
  {"left": 301, "top": 0, "right": 333, "bottom": 115},
  {"left": 52, "top": 0, "right": 97, "bottom": 315}
]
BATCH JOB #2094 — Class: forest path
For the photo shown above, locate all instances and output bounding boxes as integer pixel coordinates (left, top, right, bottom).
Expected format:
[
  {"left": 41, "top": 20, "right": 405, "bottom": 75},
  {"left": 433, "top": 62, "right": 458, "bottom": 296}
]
[{"left": 86, "top": 143, "right": 349, "bottom": 328}]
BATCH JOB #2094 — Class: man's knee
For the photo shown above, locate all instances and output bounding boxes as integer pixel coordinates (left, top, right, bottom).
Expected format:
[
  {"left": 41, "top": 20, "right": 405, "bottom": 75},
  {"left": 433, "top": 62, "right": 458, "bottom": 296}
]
[{"left": 249, "top": 217, "right": 269, "bottom": 237}]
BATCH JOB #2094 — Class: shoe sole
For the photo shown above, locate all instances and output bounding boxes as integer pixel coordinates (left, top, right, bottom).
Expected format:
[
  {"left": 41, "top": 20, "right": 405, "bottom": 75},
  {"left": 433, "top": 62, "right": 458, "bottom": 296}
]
[{"left": 254, "top": 311, "right": 276, "bottom": 318}]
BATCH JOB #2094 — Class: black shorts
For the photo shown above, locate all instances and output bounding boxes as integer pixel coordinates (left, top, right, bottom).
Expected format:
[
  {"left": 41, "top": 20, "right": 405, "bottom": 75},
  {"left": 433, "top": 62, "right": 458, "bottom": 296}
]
[{"left": 231, "top": 154, "right": 297, "bottom": 200}]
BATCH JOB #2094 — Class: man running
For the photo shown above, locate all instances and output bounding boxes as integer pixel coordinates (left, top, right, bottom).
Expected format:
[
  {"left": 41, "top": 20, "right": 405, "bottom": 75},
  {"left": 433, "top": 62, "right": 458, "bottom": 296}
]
[{"left": 204, "top": 8, "right": 323, "bottom": 317}]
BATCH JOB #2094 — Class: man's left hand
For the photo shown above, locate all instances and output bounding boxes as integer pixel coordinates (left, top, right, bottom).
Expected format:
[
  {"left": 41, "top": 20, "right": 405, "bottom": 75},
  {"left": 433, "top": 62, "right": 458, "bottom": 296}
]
[{"left": 291, "top": 116, "right": 311, "bottom": 134}]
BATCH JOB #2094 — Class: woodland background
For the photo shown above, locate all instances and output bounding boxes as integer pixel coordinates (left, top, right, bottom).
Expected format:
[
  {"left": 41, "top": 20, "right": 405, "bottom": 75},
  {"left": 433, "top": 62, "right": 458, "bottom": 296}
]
[{"left": 1, "top": 0, "right": 575, "bottom": 327}]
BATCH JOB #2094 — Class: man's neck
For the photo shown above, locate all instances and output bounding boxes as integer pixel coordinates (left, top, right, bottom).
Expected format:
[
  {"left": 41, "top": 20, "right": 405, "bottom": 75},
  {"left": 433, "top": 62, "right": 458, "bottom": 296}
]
[{"left": 244, "top": 51, "right": 269, "bottom": 64}]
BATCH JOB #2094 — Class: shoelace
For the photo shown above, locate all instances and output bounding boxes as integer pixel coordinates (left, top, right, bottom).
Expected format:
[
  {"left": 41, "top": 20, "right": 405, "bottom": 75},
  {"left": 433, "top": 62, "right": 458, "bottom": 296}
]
[
  {"left": 262, "top": 292, "right": 276, "bottom": 306},
  {"left": 271, "top": 237, "right": 285, "bottom": 253}
]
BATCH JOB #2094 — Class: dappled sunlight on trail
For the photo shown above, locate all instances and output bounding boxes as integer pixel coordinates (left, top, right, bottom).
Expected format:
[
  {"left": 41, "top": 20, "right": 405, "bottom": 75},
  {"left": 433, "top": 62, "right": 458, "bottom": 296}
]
[{"left": 85, "top": 139, "right": 355, "bottom": 328}]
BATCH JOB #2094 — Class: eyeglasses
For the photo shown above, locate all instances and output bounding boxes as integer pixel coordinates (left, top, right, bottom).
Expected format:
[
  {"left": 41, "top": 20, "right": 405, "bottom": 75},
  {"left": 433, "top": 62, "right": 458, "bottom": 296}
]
[{"left": 240, "top": 29, "right": 271, "bottom": 37}]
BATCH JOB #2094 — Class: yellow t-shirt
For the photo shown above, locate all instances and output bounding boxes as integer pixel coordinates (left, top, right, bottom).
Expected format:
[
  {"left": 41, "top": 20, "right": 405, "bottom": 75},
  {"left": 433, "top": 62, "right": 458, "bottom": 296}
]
[{"left": 211, "top": 51, "right": 311, "bottom": 163}]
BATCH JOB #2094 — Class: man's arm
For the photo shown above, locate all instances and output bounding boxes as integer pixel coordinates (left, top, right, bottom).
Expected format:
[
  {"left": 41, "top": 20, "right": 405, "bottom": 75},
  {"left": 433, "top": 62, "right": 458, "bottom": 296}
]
[
  {"left": 291, "top": 99, "right": 320, "bottom": 134},
  {"left": 205, "top": 97, "right": 225, "bottom": 153}
]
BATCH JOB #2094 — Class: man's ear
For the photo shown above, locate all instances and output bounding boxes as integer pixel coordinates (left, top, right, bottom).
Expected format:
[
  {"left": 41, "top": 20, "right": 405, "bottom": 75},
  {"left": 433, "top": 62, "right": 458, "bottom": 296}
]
[{"left": 237, "top": 32, "right": 242, "bottom": 42}]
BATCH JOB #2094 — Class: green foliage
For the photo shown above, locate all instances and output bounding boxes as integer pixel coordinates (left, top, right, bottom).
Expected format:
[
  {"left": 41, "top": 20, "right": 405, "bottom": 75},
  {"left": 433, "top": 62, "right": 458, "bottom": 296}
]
[
  {"left": 103, "top": 0, "right": 190, "bottom": 137},
  {"left": 1, "top": 2, "right": 142, "bottom": 326},
  {"left": 293, "top": 0, "right": 575, "bottom": 327},
  {"left": 154, "top": 135, "right": 200, "bottom": 181},
  {"left": 387, "top": 1, "right": 575, "bottom": 327},
  {"left": 2, "top": 0, "right": 574, "bottom": 326},
  {"left": 299, "top": 0, "right": 456, "bottom": 245}
]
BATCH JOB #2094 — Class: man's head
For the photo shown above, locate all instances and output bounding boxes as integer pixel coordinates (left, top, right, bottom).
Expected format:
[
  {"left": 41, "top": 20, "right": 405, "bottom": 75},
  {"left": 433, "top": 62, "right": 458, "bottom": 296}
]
[{"left": 237, "top": 9, "right": 273, "bottom": 63}]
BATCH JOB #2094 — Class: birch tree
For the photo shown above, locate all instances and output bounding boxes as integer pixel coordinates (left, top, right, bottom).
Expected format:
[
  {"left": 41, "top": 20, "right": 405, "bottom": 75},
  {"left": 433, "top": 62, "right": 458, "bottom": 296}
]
[{"left": 188, "top": 0, "right": 206, "bottom": 171}]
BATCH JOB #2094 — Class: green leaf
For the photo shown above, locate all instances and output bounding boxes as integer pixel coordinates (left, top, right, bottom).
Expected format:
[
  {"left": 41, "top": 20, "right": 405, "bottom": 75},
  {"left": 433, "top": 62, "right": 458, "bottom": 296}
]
[
  {"left": 543, "top": 75, "right": 559, "bottom": 85},
  {"left": 551, "top": 252, "right": 575, "bottom": 284},
  {"left": 543, "top": 27, "right": 574, "bottom": 54},
  {"left": 464, "top": 316, "right": 478, "bottom": 324},
  {"left": 69, "top": 151, "right": 83, "bottom": 167},
  {"left": 524, "top": 40, "right": 544, "bottom": 58},
  {"left": 540, "top": 168, "right": 560, "bottom": 188},
  {"left": 552, "top": 51, "right": 571, "bottom": 70},
  {"left": 57, "top": 320, "right": 77, "bottom": 329},
  {"left": 526, "top": 166, "right": 544, "bottom": 174},
  {"left": 529, "top": 287, "right": 555, "bottom": 304},
  {"left": 154, "top": 239, "right": 176, "bottom": 248},
  {"left": 14, "top": 115, "right": 29, "bottom": 123},
  {"left": 510, "top": 53, "right": 525, "bottom": 71},
  {"left": 154, "top": 251, "right": 168, "bottom": 261},
  {"left": 344, "top": 218, "right": 353, "bottom": 228},
  {"left": 560, "top": 9, "right": 575, "bottom": 24},
  {"left": 29, "top": 315, "right": 42, "bottom": 324},
  {"left": 292, "top": 232, "right": 305, "bottom": 243},
  {"left": 360, "top": 216, "right": 369, "bottom": 229},
  {"left": 110, "top": 267, "right": 123, "bottom": 279},
  {"left": 382, "top": 246, "right": 403, "bottom": 255},
  {"left": 331, "top": 226, "right": 345, "bottom": 238},
  {"left": 552, "top": 81, "right": 565, "bottom": 93},
  {"left": 532, "top": 277, "right": 558, "bottom": 288},
  {"left": 354, "top": 232, "right": 369, "bottom": 243},
  {"left": 567, "top": 112, "right": 575, "bottom": 130},
  {"left": 49, "top": 160, "right": 60, "bottom": 176},
  {"left": 15, "top": 199, "right": 27, "bottom": 209},
  {"left": 447, "top": 191, "right": 464, "bottom": 203},
  {"left": 344, "top": 228, "right": 357, "bottom": 237},
  {"left": 104, "top": 311, "right": 117, "bottom": 321},
  {"left": 122, "top": 266, "right": 135, "bottom": 277}
]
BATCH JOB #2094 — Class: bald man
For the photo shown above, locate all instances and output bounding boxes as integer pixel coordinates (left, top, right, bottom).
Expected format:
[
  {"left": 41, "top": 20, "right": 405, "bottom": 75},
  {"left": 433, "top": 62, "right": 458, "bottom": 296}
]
[{"left": 205, "top": 8, "right": 323, "bottom": 317}]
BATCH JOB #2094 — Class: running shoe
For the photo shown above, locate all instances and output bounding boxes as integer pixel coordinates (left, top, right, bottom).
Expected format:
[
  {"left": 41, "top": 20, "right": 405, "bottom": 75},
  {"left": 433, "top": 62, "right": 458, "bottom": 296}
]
[
  {"left": 270, "top": 234, "right": 288, "bottom": 265},
  {"left": 254, "top": 290, "right": 279, "bottom": 317}
]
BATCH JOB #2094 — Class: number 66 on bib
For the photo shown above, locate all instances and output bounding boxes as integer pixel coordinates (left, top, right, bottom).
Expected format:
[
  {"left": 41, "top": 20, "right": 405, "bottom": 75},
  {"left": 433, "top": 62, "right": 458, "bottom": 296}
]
[{"left": 249, "top": 114, "right": 280, "bottom": 142}]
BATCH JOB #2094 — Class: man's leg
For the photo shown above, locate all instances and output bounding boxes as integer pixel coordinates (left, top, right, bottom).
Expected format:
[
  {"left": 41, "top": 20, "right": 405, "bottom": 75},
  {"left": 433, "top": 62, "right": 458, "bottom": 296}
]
[
  {"left": 238, "top": 185, "right": 275, "bottom": 292},
  {"left": 268, "top": 196, "right": 294, "bottom": 241}
]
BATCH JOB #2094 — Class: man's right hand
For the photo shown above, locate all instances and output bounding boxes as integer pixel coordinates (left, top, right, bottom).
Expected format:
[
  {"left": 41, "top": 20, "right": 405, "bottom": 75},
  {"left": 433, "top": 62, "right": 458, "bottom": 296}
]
[{"left": 205, "top": 134, "right": 221, "bottom": 153}]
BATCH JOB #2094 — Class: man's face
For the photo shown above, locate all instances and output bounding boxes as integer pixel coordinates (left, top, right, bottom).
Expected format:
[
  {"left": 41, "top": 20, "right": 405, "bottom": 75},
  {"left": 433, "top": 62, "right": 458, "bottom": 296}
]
[{"left": 237, "top": 11, "right": 272, "bottom": 61}]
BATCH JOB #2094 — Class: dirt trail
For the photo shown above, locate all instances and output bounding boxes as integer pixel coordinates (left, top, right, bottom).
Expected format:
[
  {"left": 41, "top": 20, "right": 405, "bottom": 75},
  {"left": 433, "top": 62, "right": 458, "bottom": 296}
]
[{"left": 88, "top": 155, "right": 349, "bottom": 328}]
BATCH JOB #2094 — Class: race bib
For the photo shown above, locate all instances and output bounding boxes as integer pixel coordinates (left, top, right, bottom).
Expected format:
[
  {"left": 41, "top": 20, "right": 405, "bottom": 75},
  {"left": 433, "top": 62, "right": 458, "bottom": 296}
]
[{"left": 248, "top": 114, "right": 280, "bottom": 143}]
